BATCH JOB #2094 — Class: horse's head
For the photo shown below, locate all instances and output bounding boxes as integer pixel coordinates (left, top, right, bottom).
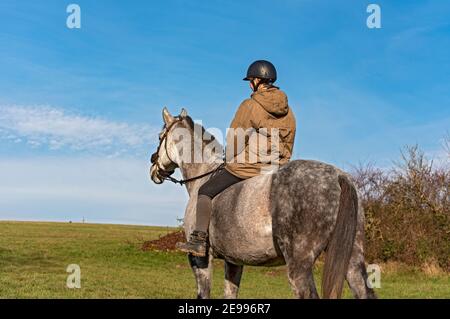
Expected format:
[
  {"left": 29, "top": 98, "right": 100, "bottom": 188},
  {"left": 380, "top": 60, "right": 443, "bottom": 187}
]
[{"left": 149, "top": 107, "right": 189, "bottom": 184}]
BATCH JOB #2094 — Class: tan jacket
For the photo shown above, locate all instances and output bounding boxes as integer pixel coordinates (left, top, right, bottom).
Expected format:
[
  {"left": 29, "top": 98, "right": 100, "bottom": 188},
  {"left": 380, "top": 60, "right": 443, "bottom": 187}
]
[{"left": 225, "top": 87, "right": 296, "bottom": 179}]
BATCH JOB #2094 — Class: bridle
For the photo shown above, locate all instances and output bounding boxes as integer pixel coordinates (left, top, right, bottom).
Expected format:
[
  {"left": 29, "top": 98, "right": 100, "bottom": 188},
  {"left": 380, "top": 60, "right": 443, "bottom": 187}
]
[{"left": 150, "top": 116, "right": 224, "bottom": 186}]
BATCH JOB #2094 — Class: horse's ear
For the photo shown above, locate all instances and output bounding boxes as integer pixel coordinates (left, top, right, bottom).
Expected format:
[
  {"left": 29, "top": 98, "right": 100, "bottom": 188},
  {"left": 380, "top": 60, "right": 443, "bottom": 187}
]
[
  {"left": 180, "top": 108, "right": 188, "bottom": 118},
  {"left": 162, "top": 107, "right": 174, "bottom": 125}
]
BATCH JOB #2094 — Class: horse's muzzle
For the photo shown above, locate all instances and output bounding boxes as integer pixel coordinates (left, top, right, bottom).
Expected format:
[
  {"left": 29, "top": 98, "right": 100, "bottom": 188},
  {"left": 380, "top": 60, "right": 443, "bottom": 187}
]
[{"left": 149, "top": 164, "right": 164, "bottom": 184}]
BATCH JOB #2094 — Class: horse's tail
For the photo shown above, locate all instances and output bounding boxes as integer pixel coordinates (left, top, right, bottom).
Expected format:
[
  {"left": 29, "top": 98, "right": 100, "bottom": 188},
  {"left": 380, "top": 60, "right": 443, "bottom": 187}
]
[{"left": 322, "top": 175, "right": 358, "bottom": 299}]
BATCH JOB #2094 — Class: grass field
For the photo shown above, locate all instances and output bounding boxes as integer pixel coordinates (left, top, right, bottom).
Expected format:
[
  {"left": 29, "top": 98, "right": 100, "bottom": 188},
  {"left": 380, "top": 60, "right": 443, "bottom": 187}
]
[{"left": 0, "top": 221, "right": 448, "bottom": 299}]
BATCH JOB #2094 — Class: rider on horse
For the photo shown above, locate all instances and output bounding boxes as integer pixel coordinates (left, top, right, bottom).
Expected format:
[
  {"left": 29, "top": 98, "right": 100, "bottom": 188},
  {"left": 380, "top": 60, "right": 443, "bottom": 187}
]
[{"left": 176, "top": 60, "right": 297, "bottom": 257}]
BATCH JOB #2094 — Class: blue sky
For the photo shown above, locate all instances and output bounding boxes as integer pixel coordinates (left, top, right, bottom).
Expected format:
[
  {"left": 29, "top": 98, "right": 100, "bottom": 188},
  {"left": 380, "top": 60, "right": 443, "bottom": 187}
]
[{"left": 0, "top": 1, "right": 449, "bottom": 226}]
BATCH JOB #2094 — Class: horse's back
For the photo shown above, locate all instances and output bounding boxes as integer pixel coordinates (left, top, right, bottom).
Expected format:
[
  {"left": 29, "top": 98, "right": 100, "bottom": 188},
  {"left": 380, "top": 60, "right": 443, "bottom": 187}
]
[{"left": 209, "top": 160, "right": 344, "bottom": 266}]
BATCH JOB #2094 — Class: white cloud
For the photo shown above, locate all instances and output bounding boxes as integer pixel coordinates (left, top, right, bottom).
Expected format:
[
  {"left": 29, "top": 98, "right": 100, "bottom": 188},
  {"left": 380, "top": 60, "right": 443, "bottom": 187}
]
[
  {"left": 0, "top": 106, "right": 187, "bottom": 226},
  {"left": 0, "top": 104, "right": 158, "bottom": 155}
]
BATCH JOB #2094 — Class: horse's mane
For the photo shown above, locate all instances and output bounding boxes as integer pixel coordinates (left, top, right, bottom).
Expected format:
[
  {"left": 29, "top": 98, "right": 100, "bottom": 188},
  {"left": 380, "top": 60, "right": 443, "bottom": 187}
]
[{"left": 184, "top": 115, "right": 217, "bottom": 143}]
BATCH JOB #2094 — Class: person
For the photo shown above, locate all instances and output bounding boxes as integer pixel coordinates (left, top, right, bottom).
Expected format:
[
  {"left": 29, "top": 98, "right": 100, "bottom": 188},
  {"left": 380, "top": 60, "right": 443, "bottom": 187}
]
[{"left": 176, "top": 60, "right": 296, "bottom": 257}]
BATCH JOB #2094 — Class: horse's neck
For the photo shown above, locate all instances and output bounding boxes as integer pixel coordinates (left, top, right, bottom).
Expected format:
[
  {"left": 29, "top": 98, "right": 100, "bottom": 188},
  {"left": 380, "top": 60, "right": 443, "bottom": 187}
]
[
  {"left": 180, "top": 161, "right": 222, "bottom": 196},
  {"left": 180, "top": 139, "right": 222, "bottom": 197},
  {"left": 177, "top": 123, "right": 223, "bottom": 196}
]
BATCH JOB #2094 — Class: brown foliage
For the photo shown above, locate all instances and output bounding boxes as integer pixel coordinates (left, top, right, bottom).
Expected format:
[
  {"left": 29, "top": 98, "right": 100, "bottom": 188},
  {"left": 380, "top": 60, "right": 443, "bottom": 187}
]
[{"left": 352, "top": 143, "right": 450, "bottom": 271}]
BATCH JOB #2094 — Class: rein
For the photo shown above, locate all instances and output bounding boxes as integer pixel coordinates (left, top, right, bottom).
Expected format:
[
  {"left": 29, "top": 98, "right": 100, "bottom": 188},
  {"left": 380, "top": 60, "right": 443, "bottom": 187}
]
[
  {"left": 165, "top": 163, "right": 225, "bottom": 186},
  {"left": 150, "top": 117, "right": 225, "bottom": 186}
]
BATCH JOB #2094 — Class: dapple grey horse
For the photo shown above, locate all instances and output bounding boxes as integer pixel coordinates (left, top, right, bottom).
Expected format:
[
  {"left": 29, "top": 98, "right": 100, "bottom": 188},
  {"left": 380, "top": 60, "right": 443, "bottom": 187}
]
[{"left": 149, "top": 108, "right": 376, "bottom": 299}]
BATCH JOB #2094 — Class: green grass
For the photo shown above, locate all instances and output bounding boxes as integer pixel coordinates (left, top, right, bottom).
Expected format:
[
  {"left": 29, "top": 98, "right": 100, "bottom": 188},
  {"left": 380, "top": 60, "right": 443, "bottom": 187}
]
[{"left": 0, "top": 221, "right": 448, "bottom": 298}]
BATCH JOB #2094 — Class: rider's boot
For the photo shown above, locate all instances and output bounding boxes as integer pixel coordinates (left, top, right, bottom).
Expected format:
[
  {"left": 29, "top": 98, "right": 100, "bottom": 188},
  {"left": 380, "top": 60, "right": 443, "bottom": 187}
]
[{"left": 176, "top": 230, "right": 208, "bottom": 257}]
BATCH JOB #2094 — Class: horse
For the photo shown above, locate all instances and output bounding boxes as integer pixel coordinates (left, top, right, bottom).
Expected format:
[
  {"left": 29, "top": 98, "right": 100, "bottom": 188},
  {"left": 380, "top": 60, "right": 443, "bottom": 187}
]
[{"left": 149, "top": 107, "right": 376, "bottom": 299}]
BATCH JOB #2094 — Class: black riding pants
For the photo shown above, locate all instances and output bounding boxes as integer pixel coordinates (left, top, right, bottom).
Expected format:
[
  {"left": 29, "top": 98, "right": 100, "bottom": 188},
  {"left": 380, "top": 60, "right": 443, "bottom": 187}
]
[{"left": 195, "top": 168, "right": 244, "bottom": 233}]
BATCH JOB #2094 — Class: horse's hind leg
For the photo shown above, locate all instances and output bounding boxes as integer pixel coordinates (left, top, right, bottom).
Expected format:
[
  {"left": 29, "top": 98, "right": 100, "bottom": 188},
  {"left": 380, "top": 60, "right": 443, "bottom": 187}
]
[
  {"left": 224, "top": 260, "right": 243, "bottom": 299},
  {"left": 346, "top": 258, "right": 376, "bottom": 299},
  {"left": 188, "top": 252, "right": 214, "bottom": 299},
  {"left": 277, "top": 239, "right": 320, "bottom": 299},
  {"left": 287, "top": 264, "right": 318, "bottom": 299},
  {"left": 346, "top": 205, "right": 377, "bottom": 299},
  {"left": 346, "top": 238, "right": 377, "bottom": 299}
]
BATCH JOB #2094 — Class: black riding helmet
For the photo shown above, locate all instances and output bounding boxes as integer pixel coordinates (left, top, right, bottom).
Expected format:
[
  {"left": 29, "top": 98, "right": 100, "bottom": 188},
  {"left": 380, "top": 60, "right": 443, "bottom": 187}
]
[{"left": 243, "top": 60, "right": 277, "bottom": 83}]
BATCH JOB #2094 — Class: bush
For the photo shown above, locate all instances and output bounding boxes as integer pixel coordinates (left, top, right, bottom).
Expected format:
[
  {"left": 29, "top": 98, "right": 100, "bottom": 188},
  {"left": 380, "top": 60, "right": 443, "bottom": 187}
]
[{"left": 352, "top": 140, "right": 450, "bottom": 271}]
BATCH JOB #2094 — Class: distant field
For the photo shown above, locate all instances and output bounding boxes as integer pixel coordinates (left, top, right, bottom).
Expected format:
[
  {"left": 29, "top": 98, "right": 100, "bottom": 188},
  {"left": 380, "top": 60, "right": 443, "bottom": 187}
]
[{"left": 0, "top": 221, "right": 448, "bottom": 298}]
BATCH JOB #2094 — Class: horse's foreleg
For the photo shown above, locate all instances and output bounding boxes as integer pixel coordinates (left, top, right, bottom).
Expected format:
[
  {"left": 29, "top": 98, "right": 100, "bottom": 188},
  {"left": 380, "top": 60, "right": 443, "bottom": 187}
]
[
  {"left": 224, "top": 260, "right": 243, "bottom": 299},
  {"left": 188, "top": 252, "right": 214, "bottom": 299}
]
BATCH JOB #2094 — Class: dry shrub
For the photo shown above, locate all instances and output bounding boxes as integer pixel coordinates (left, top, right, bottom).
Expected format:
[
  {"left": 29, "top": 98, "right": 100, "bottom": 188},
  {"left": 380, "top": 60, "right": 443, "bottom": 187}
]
[
  {"left": 421, "top": 259, "right": 444, "bottom": 276},
  {"left": 352, "top": 142, "right": 450, "bottom": 271}
]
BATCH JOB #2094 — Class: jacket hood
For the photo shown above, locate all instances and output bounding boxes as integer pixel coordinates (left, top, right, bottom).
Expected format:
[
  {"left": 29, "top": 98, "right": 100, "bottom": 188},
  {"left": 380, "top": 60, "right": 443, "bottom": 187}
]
[{"left": 252, "top": 88, "right": 289, "bottom": 117}]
